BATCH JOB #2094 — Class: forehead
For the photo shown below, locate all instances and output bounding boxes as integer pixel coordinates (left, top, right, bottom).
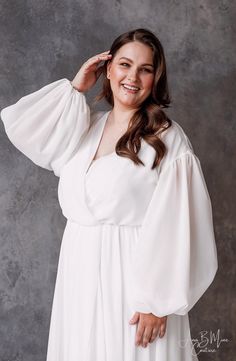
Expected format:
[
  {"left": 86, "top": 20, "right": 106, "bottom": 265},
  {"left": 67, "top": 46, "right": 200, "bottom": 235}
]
[{"left": 114, "top": 41, "right": 153, "bottom": 63}]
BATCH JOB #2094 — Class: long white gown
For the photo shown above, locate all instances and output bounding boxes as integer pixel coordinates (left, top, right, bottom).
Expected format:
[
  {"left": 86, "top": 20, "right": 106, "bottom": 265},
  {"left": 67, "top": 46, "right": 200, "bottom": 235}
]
[{"left": 1, "top": 78, "right": 218, "bottom": 361}]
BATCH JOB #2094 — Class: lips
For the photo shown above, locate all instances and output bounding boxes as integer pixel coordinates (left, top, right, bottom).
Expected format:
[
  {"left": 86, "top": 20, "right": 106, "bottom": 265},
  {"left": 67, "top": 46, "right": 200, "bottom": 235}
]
[{"left": 121, "top": 83, "right": 140, "bottom": 91}]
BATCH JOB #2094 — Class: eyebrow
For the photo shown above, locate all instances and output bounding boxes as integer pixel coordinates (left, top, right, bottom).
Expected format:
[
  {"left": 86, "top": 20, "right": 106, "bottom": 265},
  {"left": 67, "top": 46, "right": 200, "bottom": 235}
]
[{"left": 118, "top": 56, "right": 154, "bottom": 67}]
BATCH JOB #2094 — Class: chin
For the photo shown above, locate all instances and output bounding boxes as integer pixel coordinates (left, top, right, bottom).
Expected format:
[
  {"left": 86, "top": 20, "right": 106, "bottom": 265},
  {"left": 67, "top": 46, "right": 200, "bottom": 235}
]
[
  {"left": 120, "top": 100, "right": 140, "bottom": 108},
  {"left": 116, "top": 95, "right": 143, "bottom": 108}
]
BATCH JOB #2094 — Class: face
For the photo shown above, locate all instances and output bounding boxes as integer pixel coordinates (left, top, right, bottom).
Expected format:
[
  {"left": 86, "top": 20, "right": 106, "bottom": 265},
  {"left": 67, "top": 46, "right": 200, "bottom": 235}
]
[{"left": 107, "top": 41, "right": 155, "bottom": 110}]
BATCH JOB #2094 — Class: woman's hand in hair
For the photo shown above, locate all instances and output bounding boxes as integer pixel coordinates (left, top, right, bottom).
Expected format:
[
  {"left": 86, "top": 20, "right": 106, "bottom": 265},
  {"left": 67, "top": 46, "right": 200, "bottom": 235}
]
[{"left": 71, "top": 50, "right": 112, "bottom": 92}]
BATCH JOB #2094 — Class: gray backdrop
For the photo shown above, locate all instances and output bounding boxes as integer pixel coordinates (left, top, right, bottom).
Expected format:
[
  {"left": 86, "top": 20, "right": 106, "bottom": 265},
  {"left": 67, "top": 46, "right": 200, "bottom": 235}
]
[{"left": 0, "top": 0, "right": 235, "bottom": 360}]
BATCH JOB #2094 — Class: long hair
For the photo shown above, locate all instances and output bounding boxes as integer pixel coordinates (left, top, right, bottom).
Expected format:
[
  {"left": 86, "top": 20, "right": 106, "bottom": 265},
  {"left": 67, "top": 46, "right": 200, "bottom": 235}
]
[{"left": 94, "top": 28, "right": 172, "bottom": 169}]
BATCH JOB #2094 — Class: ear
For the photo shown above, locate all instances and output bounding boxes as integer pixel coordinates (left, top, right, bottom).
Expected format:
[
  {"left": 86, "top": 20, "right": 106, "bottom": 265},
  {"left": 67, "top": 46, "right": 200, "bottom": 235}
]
[{"left": 106, "top": 60, "right": 112, "bottom": 77}]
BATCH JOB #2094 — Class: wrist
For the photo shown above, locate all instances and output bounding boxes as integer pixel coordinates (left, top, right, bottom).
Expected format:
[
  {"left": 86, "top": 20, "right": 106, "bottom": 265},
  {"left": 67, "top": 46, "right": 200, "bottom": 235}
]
[{"left": 70, "top": 81, "right": 81, "bottom": 92}]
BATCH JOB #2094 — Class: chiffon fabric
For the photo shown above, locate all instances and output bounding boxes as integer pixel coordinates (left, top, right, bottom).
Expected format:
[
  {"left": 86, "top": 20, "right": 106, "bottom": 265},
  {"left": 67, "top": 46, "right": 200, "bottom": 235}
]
[{"left": 1, "top": 78, "right": 218, "bottom": 361}]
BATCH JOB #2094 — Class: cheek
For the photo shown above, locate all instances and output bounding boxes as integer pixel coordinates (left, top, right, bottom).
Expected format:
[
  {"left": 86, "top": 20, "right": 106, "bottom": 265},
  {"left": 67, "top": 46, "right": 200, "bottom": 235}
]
[
  {"left": 110, "top": 67, "right": 125, "bottom": 82},
  {"left": 143, "top": 76, "right": 154, "bottom": 90}
]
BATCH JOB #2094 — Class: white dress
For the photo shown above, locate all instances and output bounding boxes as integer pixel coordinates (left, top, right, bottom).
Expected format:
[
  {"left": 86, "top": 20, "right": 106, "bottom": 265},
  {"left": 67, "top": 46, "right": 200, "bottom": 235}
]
[{"left": 1, "top": 78, "right": 218, "bottom": 361}]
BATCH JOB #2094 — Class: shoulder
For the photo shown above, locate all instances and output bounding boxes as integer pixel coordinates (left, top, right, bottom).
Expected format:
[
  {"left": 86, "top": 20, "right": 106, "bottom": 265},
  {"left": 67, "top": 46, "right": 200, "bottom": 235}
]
[
  {"left": 160, "top": 119, "right": 194, "bottom": 154},
  {"left": 157, "top": 119, "right": 196, "bottom": 173},
  {"left": 90, "top": 109, "right": 107, "bottom": 127}
]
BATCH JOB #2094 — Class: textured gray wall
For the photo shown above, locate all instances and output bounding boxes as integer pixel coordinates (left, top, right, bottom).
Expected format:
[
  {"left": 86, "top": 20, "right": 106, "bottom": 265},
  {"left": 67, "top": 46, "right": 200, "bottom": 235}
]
[{"left": 0, "top": 0, "right": 235, "bottom": 360}]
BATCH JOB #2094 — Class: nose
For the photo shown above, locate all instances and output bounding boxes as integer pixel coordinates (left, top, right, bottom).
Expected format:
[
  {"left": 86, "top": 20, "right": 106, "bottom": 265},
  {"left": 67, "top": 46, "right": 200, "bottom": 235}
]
[{"left": 127, "top": 68, "right": 139, "bottom": 82}]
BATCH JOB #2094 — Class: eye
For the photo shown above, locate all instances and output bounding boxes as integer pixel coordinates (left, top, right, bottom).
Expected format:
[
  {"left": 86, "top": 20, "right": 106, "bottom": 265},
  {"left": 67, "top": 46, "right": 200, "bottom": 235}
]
[
  {"left": 120, "top": 62, "right": 130, "bottom": 67},
  {"left": 141, "top": 68, "right": 153, "bottom": 73}
]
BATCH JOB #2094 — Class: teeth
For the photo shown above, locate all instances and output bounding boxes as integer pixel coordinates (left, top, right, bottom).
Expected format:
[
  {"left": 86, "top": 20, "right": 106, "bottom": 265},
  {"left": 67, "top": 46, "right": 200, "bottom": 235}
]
[{"left": 122, "top": 84, "right": 139, "bottom": 91}]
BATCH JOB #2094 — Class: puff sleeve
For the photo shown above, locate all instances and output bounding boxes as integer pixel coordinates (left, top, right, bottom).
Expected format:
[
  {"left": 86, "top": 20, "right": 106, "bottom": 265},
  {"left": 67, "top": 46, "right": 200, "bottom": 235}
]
[
  {"left": 0, "top": 78, "right": 90, "bottom": 177},
  {"left": 130, "top": 143, "right": 218, "bottom": 317}
]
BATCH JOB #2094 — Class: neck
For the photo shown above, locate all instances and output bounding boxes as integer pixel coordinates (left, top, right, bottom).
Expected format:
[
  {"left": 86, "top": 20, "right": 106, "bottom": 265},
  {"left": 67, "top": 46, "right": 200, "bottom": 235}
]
[{"left": 109, "top": 103, "right": 139, "bottom": 126}]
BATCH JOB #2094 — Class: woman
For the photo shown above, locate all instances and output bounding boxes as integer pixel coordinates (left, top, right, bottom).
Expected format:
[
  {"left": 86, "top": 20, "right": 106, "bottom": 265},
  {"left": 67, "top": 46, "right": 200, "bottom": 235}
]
[{"left": 1, "top": 28, "right": 218, "bottom": 360}]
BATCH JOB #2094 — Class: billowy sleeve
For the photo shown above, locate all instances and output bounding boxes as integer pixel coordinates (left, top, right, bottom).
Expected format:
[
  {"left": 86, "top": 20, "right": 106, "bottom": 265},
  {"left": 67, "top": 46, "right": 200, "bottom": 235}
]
[
  {"left": 0, "top": 78, "right": 90, "bottom": 177},
  {"left": 131, "top": 150, "right": 218, "bottom": 317}
]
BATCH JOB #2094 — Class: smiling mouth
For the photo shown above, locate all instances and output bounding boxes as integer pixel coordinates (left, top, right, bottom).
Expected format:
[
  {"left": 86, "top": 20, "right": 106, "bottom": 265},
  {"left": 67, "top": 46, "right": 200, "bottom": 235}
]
[{"left": 121, "top": 84, "right": 140, "bottom": 91}]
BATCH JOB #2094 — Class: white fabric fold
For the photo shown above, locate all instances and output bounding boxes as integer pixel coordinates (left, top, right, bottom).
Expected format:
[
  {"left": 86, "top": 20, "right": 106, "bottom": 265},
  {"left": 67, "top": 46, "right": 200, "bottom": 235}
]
[
  {"left": 131, "top": 150, "right": 218, "bottom": 317},
  {"left": 0, "top": 78, "right": 90, "bottom": 177}
]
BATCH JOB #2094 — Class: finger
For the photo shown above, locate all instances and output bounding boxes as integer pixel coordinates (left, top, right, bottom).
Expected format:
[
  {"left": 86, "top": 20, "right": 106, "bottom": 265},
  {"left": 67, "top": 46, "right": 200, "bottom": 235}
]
[
  {"left": 135, "top": 322, "right": 145, "bottom": 346},
  {"left": 91, "top": 54, "right": 112, "bottom": 63},
  {"left": 99, "top": 50, "right": 111, "bottom": 54},
  {"left": 159, "top": 321, "right": 167, "bottom": 338},
  {"left": 97, "top": 54, "right": 112, "bottom": 61},
  {"left": 129, "top": 311, "right": 140, "bottom": 325},
  {"left": 149, "top": 327, "right": 159, "bottom": 343},
  {"left": 85, "top": 54, "right": 111, "bottom": 69},
  {"left": 141, "top": 327, "right": 153, "bottom": 347}
]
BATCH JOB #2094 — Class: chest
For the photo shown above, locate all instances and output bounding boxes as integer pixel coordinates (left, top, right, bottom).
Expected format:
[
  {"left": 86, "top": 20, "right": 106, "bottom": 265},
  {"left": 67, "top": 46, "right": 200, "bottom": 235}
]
[
  {"left": 93, "top": 118, "right": 128, "bottom": 160},
  {"left": 57, "top": 112, "right": 160, "bottom": 225}
]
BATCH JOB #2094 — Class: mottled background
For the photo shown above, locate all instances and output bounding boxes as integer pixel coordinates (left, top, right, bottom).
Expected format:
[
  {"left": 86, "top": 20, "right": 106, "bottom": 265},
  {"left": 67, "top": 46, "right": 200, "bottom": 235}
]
[{"left": 0, "top": 0, "right": 235, "bottom": 360}]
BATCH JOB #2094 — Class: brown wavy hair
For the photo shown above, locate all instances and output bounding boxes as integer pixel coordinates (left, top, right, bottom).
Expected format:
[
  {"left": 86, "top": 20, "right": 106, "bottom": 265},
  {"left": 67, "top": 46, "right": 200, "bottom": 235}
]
[{"left": 94, "top": 28, "right": 172, "bottom": 169}]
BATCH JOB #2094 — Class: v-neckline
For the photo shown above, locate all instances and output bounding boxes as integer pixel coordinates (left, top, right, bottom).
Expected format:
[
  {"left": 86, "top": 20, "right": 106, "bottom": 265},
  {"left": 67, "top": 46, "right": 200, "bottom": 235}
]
[
  {"left": 87, "top": 151, "right": 116, "bottom": 174},
  {"left": 85, "top": 110, "right": 113, "bottom": 174}
]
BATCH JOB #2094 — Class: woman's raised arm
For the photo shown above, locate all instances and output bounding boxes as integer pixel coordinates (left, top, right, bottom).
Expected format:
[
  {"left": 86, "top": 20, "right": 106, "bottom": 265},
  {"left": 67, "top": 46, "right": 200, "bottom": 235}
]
[
  {"left": 1, "top": 78, "right": 90, "bottom": 177},
  {"left": 0, "top": 51, "right": 111, "bottom": 177}
]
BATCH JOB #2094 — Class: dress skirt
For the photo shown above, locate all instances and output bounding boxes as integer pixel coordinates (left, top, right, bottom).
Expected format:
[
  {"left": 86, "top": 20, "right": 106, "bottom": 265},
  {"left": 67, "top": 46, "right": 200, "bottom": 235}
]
[{"left": 46, "top": 220, "right": 197, "bottom": 361}]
